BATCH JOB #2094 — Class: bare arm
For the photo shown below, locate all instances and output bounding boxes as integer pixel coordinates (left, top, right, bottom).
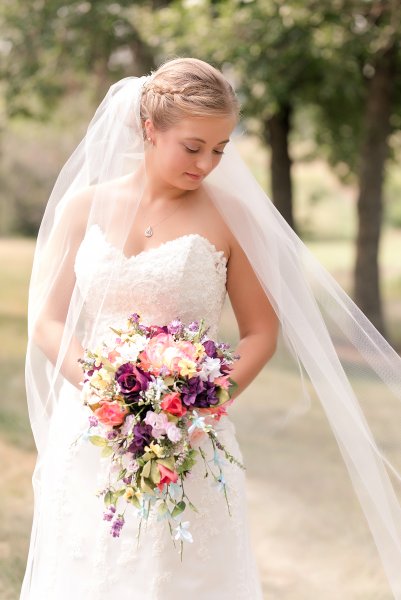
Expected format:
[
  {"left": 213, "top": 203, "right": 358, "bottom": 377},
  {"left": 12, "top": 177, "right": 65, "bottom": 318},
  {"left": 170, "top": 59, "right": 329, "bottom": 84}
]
[
  {"left": 225, "top": 235, "right": 279, "bottom": 401},
  {"left": 32, "top": 190, "right": 92, "bottom": 391}
]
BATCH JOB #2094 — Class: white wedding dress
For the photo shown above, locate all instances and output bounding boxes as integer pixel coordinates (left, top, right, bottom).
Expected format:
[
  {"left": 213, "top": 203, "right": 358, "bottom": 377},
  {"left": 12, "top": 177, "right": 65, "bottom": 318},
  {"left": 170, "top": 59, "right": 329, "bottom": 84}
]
[{"left": 21, "top": 224, "right": 264, "bottom": 599}]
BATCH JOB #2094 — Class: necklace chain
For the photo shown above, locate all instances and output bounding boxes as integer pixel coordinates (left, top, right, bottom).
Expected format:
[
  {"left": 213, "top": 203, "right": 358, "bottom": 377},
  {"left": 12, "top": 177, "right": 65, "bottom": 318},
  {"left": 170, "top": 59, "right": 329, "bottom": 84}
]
[{"left": 143, "top": 197, "right": 186, "bottom": 237}]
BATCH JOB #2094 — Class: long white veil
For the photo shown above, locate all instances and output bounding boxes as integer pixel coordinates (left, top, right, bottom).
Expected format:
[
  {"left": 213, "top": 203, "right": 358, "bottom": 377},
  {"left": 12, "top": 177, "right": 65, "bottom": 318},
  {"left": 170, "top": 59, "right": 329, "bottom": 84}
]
[{"left": 22, "top": 73, "right": 401, "bottom": 598}]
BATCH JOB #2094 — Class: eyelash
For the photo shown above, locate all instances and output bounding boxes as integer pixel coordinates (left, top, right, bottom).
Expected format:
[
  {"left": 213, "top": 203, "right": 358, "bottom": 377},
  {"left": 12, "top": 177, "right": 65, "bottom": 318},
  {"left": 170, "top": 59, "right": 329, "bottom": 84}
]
[{"left": 184, "top": 146, "right": 225, "bottom": 155}]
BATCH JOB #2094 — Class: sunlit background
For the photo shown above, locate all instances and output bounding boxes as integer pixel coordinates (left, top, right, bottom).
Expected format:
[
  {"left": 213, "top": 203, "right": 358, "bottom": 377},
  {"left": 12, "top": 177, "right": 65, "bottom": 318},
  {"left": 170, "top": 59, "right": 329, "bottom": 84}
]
[{"left": 1, "top": 1, "right": 401, "bottom": 598}]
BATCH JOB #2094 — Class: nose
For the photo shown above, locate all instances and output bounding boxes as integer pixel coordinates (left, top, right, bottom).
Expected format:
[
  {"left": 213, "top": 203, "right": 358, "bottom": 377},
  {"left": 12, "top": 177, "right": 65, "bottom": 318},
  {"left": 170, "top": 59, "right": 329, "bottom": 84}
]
[{"left": 195, "top": 153, "right": 213, "bottom": 174}]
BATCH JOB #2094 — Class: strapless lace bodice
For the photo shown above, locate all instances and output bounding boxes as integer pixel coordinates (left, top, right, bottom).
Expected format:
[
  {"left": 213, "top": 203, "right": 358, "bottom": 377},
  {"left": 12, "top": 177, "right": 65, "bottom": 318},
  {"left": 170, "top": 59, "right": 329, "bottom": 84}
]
[{"left": 74, "top": 224, "right": 228, "bottom": 343}]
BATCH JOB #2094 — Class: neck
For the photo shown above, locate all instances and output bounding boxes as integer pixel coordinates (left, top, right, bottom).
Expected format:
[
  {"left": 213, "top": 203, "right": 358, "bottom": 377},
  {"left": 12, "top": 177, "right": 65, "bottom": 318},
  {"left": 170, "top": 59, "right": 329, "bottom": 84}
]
[{"left": 139, "top": 155, "right": 189, "bottom": 208}]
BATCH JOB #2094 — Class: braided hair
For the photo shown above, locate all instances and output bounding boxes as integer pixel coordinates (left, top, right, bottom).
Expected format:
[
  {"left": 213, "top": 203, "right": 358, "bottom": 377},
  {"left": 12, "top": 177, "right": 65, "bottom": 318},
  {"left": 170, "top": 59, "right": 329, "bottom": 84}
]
[{"left": 140, "top": 57, "right": 240, "bottom": 140}]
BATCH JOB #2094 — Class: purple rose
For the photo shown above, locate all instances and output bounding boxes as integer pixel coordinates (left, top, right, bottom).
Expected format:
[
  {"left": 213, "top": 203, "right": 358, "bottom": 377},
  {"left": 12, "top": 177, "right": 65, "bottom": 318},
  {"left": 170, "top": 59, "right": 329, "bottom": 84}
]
[
  {"left": 127, "top": 421, "right": 153, "bottom": 456},
  {"left": 115, "top": 363, "right": 151, "bottom": 402}
]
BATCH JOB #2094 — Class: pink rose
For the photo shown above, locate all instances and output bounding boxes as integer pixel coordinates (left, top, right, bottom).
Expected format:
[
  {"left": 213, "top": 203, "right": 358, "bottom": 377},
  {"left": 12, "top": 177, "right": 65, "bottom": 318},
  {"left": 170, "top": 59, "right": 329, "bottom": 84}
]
[
  {"left": 157, "top": 464, "right": 178, "bottom": 491},
  {"left": 139, "top": 333, "right": 197, "bottom": 376},
  {"left": 94, "top": 401, "right": 129, "bottom": 427},
  {"left": 161, "top": 392, "right": 187, "bottom": 417}
]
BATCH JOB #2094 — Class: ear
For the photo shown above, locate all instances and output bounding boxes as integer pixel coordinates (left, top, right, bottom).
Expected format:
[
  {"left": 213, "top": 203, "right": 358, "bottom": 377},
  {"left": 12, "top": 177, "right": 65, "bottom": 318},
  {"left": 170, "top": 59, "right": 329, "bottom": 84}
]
[{"left": 144, "top": 118, "right": 155, "bottom": 140}]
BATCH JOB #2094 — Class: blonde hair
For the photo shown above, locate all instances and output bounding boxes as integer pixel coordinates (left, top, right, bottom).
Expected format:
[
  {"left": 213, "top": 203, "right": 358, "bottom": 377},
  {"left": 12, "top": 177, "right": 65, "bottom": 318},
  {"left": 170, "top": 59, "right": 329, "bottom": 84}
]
[{"left": 140, "top": 57, "right": 240, "bottom": 139}]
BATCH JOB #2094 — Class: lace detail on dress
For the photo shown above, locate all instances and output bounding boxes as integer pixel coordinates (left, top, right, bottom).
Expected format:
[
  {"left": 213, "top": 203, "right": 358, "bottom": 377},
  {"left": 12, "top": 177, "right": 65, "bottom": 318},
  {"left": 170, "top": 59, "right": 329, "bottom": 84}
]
[{"left": 74, "top": 224, "right": 228, "bottom": 344}]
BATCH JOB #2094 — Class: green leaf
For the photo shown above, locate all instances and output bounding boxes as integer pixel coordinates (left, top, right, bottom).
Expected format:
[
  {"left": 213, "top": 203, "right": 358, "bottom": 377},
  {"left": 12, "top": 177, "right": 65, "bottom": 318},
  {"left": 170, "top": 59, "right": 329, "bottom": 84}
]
[
  {"left": 130, "top": 495, "right": 141, "bottom": 509},
  {"left": 150, "top": 460, "right": 161, "bottom": 484},
  {"left": 101, "top": 445, "right": 114, "bottom": 458},
  {"left": 156, "top": 456, "right": 175, "bottom": 470},
  {"left": 228, "top": 377, "right": 238, "bottom": 398},
  {"left": 217, "top": 388, "right": 230, "bottom": 404},
  {"left": 142, "top": 459, "right": 152, "bottom": 479},
  {"left": 157, "top": 501, "right": 169, "bottom": 516},
  {"left": 89, "top": 435, "right": 107, "bottom": 447},
  {"left": 118, "top": 468, "right": 127, "bottom": 481},
  {"left": 104, "top": 490, "right": 113, "bottom": 506},
  {"left": 171, "top": 500, "right": 186, "bottom": 518},
  {"left": 187, "top": 500, "right": 199, "bottom": 513},
  {"left": 140, "top": 477, "right": 154, "bottom": 494}
]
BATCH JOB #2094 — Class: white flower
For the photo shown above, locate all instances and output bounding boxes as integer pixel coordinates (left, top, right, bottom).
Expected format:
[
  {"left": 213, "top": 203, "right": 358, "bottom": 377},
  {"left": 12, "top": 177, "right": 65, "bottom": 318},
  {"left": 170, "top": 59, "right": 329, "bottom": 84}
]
[
  {"left": 197, "top": 357, "right": 222, "bottom": 382},
  {"left": 173, "top": 521, "right": 193, "bottom": 543},
  {"left": 166, "top": 423, "right": 182, "bottom": 443}
]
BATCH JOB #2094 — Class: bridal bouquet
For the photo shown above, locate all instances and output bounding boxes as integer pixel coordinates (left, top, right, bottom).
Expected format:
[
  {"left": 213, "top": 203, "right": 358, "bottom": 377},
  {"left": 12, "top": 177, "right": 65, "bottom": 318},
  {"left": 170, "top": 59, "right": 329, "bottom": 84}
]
[{"left": 76, "top": 312, "right": 244, "bottom": 559}]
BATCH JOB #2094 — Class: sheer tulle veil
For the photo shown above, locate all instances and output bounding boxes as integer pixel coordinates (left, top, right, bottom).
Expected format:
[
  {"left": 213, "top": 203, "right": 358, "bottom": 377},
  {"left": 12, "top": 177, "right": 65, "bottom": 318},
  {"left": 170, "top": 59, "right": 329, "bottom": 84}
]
[{"left": 22, "top": 71, "right": 401, "bottom": 598}]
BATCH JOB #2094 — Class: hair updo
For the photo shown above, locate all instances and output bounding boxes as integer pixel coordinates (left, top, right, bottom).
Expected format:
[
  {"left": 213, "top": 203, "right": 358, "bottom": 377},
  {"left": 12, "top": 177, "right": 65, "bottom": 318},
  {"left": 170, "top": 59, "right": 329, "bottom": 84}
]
[{"left": 140, "top": 57, "right": 240, "bottom": 140}]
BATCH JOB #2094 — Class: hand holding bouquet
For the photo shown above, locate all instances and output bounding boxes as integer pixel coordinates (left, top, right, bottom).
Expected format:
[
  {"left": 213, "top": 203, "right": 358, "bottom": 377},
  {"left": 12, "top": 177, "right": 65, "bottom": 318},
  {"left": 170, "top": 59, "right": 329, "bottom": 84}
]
[{"left": 76, "top": 313, "right": 243, "bottom": 559}]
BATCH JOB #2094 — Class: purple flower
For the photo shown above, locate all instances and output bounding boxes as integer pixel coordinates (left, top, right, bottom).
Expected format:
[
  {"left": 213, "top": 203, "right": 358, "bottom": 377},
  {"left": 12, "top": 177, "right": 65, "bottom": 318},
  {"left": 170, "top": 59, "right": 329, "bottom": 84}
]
[
  {"left": 167, "top": 318, "right": 183, "bottom": 335},
  {"left": 202, "top": 340, "right": 217, "bottom": 358},
  {"left": 88, "top": 415, "right": 99, "bottom": 427},
  {"left": 127, "top": 421, "right": 153, "bottom": 456},
  {"left": 111, "top": 515, "right": 125, "bottom": 537},
  {"left": 115, "top": 363, "right": 151, "bottom": 403},
  {"left": 180, "top": 376, "right": 204, "bottom": 407},
  {"left": 188, "top": 320, "right": 199, "bottom": 332},
  {"left": 218, "top": 342, "right": 230, "bottom": 350},
  {"left": 106, "top": 430, "right": 118, "bottom": 441},
  {"left": 181, "top": 376, "right": 219, "bottom": 408},
  {"left": 103, "top": 505, "right": 116, "bottom": 522}
]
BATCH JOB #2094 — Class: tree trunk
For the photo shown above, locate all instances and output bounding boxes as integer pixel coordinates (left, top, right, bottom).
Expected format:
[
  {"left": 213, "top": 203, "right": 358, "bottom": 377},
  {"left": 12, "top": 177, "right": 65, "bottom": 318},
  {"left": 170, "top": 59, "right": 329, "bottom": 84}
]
[
  {"left": 263, "top": 105, "right": 296, "bottom": 232},
  {"left": 354, "top": 45, "right": 395, "bottom": 338}
]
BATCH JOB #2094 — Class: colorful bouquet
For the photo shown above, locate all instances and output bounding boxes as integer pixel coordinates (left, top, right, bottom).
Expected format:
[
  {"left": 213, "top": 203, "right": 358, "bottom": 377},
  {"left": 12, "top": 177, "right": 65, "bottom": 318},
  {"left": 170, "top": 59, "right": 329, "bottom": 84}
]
[{"left": 76, "top": 312, "right": 244, "bottom": 559}]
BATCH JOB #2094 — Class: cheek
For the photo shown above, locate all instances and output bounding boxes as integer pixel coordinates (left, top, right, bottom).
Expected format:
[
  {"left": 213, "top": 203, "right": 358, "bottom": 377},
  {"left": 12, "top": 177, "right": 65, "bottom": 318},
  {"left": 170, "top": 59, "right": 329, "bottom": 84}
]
[{"left": 158, "top": 145, "right": 187, "bottom": 169}]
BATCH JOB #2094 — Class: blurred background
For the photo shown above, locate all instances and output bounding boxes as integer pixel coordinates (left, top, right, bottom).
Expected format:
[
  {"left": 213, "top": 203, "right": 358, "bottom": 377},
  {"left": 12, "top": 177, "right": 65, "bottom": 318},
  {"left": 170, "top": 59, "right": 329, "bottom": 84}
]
[{"left": 1, "top": 1, "right": 401, "bottom": 598}]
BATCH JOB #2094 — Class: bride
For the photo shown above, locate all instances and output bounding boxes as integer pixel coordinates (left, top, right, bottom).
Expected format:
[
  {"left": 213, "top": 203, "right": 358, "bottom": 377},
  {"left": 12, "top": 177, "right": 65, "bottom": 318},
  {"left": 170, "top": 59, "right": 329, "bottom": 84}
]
[{"left": 21, "top": 57, "right": 401, "bottom": 598}]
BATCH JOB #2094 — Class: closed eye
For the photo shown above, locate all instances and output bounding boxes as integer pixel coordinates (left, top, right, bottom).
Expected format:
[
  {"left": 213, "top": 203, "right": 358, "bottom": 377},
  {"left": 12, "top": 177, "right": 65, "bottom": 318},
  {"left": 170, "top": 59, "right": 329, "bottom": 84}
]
[{"left": 184, "top": 146, "right": 224, "bottom": 155}]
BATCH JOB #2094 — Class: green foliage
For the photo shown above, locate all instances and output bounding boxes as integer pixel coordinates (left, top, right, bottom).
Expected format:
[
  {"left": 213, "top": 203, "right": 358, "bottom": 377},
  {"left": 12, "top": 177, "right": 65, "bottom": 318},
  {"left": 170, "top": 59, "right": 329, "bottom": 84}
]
[{"left": 1, "top": 0, "right": 157, "bottom": 118}]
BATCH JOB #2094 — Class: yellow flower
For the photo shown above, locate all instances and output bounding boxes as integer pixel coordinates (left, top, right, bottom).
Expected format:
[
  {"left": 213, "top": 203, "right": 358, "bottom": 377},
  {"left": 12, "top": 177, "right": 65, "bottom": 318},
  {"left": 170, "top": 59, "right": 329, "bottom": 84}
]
[
  {"left": 194, "top": 342, "right": 206, "bottom": 359},
  {"left": 124, "top": 488, "right": 134, "bottom": 501},
  {"left": 178, "top": 358, "right": 197, "bottom": 377},
  {"left": 90, "top": 368, "right": 112, "bottom": 390},
  {"left": 144, "top": 442, "right": 165, "bottom": 458}
]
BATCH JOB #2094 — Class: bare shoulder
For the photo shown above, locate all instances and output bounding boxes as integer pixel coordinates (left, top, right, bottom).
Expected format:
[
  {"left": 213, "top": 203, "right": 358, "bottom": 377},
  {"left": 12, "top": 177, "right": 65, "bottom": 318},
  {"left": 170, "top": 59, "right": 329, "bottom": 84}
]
[
  {"left": 60, "top": 176, "right": 128, "bottom": 238},
  {"left": 197, "top": 190, "right": 236, "bottom": 262}
]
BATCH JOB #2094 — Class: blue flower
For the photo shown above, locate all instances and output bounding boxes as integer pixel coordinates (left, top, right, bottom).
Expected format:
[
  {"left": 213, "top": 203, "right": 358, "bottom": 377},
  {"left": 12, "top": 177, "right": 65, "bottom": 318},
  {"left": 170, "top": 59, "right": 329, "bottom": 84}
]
[{"left": 213, "top": 473, "right": 227, "bottom": 493}]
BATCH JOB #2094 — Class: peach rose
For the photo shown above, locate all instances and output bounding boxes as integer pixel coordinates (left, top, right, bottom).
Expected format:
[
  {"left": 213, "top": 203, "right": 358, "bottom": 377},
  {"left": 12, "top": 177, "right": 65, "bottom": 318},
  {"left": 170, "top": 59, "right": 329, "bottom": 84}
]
[
  {"left": 139, "top": 333, "right": 197, "bottom": 376},
  {"left": 94, "top": 401, "right": 129, "bottom": 427}
]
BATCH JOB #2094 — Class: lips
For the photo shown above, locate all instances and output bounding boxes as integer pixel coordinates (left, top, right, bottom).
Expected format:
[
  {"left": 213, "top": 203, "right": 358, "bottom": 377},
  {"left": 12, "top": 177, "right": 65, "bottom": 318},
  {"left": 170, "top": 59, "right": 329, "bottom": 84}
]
[{"left": 185, "top": 172, "right": 202, "bottom": 180}]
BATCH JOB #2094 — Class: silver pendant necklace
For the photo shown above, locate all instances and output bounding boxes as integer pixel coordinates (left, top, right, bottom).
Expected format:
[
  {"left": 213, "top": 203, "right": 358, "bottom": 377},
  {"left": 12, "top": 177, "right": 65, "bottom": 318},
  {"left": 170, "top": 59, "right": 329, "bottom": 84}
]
[{"left": 143, "top": 198, "right": 186, "bottom": 237}]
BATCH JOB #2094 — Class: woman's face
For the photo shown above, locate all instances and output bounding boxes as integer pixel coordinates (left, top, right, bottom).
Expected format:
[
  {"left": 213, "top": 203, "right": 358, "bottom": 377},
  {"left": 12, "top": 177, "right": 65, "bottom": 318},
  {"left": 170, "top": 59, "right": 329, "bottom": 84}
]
[{"left": 145, "top": 114, "right": 237, "bottom": 190}]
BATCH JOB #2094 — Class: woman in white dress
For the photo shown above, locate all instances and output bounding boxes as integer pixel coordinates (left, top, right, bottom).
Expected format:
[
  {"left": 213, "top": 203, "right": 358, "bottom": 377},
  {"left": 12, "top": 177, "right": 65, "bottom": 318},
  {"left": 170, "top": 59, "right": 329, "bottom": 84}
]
[
  {"left": 20, "top": 58, "right": 277, "bottom": 599},
  {"left": 21, "top": 57, "right": 401, "bottom": 598}
]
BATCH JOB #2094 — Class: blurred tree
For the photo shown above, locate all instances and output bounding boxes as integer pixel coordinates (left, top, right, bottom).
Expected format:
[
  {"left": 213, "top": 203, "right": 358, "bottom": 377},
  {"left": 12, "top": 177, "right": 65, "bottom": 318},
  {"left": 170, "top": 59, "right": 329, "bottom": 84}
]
[
  {"left": 312, "top": 0, "right": 401, "bottom": 337},
  {"left": 0, "top": 0, "right": 161, "bottom": 118}
]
